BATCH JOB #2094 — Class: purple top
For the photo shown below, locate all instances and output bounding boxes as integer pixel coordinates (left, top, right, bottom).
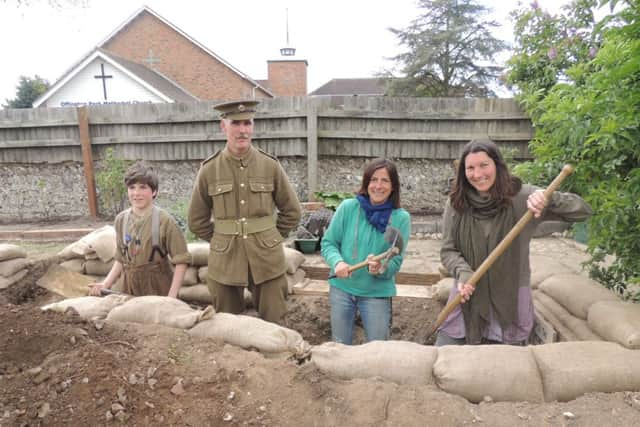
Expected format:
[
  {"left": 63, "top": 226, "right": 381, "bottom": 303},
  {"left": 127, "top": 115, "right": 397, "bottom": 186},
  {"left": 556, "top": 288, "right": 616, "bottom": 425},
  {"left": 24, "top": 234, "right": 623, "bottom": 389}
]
[{"left": 439, "top": 283, "right": 534, "bottom": 343}]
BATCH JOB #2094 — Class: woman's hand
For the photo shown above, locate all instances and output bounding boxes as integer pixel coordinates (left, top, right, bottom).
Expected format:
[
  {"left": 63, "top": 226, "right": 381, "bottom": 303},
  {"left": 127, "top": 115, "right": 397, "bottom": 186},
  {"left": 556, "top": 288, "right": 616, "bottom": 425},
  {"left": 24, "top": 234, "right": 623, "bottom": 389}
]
[
  {"left": 527, "top": 189, "right": 547, "bottom": 218},
  {"left": 457, "top": 282, "right": 475, "bottom": 302},
  {"left": 367, "top": 254, "right": 382, "bottom": 275},
  {"left": 334, "top": 261, "right": 351, "bottom": 278}
]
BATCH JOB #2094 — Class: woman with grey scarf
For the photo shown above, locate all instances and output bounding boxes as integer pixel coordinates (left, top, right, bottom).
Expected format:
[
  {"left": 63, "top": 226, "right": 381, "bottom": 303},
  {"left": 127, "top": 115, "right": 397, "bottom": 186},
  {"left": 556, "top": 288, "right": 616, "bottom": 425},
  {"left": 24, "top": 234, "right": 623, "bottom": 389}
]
[{"left": 436, "top": 140, "right": 592, "bottom": 346}]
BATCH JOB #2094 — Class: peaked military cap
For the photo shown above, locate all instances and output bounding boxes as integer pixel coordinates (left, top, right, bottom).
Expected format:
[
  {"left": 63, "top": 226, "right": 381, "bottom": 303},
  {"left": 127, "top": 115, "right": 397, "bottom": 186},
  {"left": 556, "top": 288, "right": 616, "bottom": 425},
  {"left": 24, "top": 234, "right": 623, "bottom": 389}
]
[{"left": 214, "top": 100, "right": 260, "bottom": 120}]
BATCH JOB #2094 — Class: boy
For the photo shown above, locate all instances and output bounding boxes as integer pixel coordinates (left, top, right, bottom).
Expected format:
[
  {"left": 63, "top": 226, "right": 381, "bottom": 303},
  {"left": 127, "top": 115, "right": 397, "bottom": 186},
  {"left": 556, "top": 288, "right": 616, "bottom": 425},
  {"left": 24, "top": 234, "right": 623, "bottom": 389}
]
[{"left": 89, "top": 162, "right": 191, "bottom": 297}]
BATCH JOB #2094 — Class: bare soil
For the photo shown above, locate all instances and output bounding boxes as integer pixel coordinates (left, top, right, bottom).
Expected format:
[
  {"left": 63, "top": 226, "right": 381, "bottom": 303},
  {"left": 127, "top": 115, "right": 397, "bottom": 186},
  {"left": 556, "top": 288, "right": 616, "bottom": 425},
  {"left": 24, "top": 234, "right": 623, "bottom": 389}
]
[{"left": 1, "top": 238, "right": 639, "bottom": 426}]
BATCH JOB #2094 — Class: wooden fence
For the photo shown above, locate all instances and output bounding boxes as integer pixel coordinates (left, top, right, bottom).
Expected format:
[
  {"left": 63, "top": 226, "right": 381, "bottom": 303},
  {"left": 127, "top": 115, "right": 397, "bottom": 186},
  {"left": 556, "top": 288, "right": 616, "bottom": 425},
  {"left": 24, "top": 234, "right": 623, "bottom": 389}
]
[{"left": 0, "top": 96, "right": 533, "bottom": 197}]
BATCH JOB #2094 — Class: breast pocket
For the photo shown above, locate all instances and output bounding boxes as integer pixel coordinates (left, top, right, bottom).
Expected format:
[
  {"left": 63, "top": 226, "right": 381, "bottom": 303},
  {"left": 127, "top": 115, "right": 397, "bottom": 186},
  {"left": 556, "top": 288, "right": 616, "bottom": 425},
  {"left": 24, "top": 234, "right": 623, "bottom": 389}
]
[
  {"left": 249, "top": 180, "right": 274, "bottom": 214},
  {"left": 208, "top": 182, "right": 234, "bottom": 219}
]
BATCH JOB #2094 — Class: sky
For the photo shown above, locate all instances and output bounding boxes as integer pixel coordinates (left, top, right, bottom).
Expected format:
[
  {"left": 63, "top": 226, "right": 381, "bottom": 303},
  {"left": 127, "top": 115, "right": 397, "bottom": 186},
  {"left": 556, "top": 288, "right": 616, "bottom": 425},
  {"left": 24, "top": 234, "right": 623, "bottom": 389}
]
[{"left": 0, "top": 0, "right": 569, "bottom": 104}]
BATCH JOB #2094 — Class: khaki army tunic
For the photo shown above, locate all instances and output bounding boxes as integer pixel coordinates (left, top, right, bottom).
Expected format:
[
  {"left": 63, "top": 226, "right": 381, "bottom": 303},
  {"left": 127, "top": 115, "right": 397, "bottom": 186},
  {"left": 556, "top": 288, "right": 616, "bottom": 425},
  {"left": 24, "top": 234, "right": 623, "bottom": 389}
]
[
  {"left": 188, "top": 146, "right": 301, "bottom": 286},
  {"left": 114, "top": 207, "right": 191, "bottom": 296}
]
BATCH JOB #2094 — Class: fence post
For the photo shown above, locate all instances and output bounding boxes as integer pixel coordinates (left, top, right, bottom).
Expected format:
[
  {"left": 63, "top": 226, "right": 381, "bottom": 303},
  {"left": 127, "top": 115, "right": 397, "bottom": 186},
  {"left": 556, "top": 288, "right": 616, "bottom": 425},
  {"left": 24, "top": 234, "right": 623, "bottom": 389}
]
[
  {"left": 77, "top": 106, "right": 99, "bottom": 218},
  {"left": 306, "top": 100, "right": 318, "bottom": 201}
]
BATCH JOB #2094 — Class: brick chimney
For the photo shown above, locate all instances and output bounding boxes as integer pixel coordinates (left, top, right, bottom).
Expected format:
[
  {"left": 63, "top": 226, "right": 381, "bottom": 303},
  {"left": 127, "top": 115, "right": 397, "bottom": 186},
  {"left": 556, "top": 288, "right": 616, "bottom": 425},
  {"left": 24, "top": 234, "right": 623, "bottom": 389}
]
[{"left": 267, "top": 59, "right": 308, "bottom": 96}]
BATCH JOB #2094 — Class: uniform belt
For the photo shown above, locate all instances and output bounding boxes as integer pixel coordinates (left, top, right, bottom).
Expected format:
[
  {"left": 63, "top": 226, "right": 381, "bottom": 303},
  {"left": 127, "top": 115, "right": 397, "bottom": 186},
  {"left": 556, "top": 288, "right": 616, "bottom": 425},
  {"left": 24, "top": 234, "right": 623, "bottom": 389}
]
[{"left": 214, "top": 216, "right": 276, "bottom": 237}]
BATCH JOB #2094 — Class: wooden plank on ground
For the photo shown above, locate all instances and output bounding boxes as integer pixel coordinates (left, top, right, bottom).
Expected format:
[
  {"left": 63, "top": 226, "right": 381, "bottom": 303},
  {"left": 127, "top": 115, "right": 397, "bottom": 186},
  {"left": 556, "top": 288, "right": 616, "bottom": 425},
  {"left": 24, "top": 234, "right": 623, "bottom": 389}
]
[
  {"left": 532, "top": 308, "right": 557, "bottom": 344},
  {"left": 36, "top": 265, "right": 93, "bottom": 298},
  {"left": 300, "top": 265, "right": 440, "bottom": 286},
  {"left": 292, "top": 279, "right": 436, "bottom": 298}
]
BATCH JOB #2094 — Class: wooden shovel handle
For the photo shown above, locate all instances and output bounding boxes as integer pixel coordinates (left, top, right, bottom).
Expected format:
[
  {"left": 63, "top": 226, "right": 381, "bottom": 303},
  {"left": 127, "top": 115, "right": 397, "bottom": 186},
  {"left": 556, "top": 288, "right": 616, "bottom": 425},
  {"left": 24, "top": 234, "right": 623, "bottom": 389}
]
[
  {"left": 428, "top": 164, "right": 575, "bottom": 338},
  {"left": 328, "top": 246, "right": 400, "bottom": 279}
]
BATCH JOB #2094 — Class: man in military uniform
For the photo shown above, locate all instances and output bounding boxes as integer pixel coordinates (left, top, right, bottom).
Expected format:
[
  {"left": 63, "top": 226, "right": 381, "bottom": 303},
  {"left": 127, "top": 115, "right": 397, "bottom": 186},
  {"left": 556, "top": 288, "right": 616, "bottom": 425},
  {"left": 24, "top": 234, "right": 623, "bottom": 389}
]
[{"left": 188, "top": 100, "right": 301, "bottom": 323}]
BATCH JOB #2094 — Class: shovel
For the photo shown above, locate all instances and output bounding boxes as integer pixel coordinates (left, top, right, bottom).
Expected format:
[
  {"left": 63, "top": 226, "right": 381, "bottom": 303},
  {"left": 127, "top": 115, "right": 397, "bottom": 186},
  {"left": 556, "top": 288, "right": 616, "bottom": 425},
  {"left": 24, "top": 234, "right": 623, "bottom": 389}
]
[
  {"left": 427, "top": 164, "right": 575, "bottom": 339},
  {"left": 328, "top": 226, "right": 404, "bottom": 279}
]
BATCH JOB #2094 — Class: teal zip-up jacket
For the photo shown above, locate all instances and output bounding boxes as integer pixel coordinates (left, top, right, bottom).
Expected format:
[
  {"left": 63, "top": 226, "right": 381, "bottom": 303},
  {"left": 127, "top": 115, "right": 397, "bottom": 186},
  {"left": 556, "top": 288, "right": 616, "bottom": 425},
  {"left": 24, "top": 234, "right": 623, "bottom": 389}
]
[{"left": 321, "top": 198, "right": 411, "bottom": 297}]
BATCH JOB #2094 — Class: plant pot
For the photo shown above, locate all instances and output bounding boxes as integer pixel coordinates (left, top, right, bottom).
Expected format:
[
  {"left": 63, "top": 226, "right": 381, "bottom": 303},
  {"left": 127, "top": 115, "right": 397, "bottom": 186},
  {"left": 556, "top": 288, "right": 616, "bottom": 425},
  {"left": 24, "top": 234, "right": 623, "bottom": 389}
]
[{"left": 295, "top": 238, "right": 320, "bottom": 254}]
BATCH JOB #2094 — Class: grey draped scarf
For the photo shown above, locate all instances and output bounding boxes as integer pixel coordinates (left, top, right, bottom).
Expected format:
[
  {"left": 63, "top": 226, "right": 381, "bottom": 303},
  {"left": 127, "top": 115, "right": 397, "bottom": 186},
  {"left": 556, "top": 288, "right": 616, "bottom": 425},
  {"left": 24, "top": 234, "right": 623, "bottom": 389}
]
[{"left": 454, "top": 191, "right": 520, "bottom": 344}]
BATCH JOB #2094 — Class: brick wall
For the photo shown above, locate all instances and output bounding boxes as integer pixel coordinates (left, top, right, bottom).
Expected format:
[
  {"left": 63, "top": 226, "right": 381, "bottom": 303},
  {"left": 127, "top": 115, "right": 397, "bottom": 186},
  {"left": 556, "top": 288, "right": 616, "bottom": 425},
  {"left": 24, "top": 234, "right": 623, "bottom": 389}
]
[
  {"left": 267, "top": 60, "right": 308, "bottom": 96},
  {"left": 102, "top": 11, "right": 271, "bottom": 100}
]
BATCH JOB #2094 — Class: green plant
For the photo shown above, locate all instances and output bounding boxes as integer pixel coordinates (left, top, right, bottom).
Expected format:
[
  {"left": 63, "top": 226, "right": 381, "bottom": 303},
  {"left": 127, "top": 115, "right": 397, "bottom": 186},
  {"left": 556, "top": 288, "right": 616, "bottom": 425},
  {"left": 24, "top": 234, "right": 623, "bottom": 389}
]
[
  {"left": 506, "top": 0, "right": 639, "bottom": 298},
  {"left": 313, "top": 191, "right": 354, "bottom": 211},
  {"left": 95, "top": 148, "right": 131, "bottom": 218},
  {"left": 165, "top": 199, "right": 198, "bottom": 242}
]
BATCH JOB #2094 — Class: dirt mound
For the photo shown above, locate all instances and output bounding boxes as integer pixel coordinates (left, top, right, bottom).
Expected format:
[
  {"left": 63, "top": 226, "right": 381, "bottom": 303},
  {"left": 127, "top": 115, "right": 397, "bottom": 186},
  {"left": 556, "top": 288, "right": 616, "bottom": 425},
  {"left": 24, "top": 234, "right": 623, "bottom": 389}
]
[{"left": 1, "top": 248, "right": 639, "bottom": 425}]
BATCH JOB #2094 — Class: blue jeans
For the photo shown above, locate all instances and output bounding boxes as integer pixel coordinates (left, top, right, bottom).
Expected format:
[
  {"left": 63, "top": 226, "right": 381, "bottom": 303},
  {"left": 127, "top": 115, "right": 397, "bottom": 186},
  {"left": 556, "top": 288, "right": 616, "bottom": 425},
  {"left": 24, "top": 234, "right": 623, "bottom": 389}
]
[{"left": 329, "top": 286, "right": 391, "bottom": 345}]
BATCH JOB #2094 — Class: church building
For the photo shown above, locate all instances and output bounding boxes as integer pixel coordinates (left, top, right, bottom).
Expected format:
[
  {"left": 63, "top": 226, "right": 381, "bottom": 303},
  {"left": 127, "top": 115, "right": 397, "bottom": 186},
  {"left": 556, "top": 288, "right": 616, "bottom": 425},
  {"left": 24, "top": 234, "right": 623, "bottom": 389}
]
[{"left": 34, "top": 6, "right": 308, "bottom": 108}]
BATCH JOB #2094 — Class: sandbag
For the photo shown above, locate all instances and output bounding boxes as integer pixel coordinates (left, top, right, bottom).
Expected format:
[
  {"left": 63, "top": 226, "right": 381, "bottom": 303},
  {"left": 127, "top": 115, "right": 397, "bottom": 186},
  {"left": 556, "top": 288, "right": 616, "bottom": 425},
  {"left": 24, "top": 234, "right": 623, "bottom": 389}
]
[
  {"left": 286, "top": 269, "right": 306, "bottom": 294},
  {"left": 188, "top": 242, "right": 210, "bottom": 266},
  {"left": 0, "top": 257, "right": 29, "bottom": 277},
  {"left": 188, "top": 313, "right": 309, "bottom": 357},
  {"left": 179, "top": 284, "right": 212, "bottom": 304},
  {"left": 533, "top": 291, "right": 602, "bottom": 341},
  {"left": 0, "top": 269, "right": 28, "bottom": 290},
  {"left": 106, "top": 296, "right": 214, "bottom": 329},
  {"left": 71, "top": 226, "right": 116, "bottom": 262},
  {"left": 59, "top": 259, "right": 86, "bottom": 274},
  {"left": 538, "top": 274, "right": 618, "bottom": 319},
  {"left": 198, "top": 266, "right": 208, "bottom": 283},
  {"left": 588, "top": 300, "right": 640, "bottom": 349},
  {"left": 532, "top": 341, "right": 640, "bottom": 402},
  {"left": 57, "top": 243, "right": 80, "bottom": 261},
  {"left": 533, "top": 293, "right": 578, "bottom": 342},
  {"left": 41, "top": 294, "right": 129, "bottom": 320},
  {"left": 0, "top": 244, "right": 27, "bottom": 262},
  {"left": 284, "top": 247, "right": 305, "bottom": 274},
  {"left": 529, "top": 255, "right": 576, "bottom": 289},
  {"left": 311, "top": 340, "right": 437, "bottom": 385},
  {"left": 433, "top": 345, "right": 544, "bottom": 403},
  {"left": 84, "top": 259, "right": 114, "bottom": 276},
  {"left": 181, "top": 266, "right": 199, "bottom": 286}
]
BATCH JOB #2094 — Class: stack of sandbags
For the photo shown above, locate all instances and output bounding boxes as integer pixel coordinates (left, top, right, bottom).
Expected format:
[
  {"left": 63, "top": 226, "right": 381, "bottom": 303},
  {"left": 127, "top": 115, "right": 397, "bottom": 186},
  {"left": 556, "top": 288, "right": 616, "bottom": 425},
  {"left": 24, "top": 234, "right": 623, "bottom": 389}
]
[
  {"left": 57, "top": 226, "right": 116, "bottom": 280},
  {"left": 177, "top": 242, "right": 211, "bottom": 304},
  {"left": 0, "top": 244, "right": 29, "bottom": 290},
  {"left": 179, "top": 244, "right": 307, "bottom": 304},
  {"left": 533, "top": 273, "right": 618, "bottom": 342}
]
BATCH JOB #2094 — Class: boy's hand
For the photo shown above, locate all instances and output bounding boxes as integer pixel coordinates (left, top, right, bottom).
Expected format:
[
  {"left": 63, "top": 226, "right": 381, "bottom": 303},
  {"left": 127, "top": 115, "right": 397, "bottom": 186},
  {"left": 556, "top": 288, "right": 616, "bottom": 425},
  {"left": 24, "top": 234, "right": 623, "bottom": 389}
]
[
  {"left": 167, "top": 289, "right": 178, "bottom": 299},
  {"left": 88, "top": 283, "right": 105, "bottom": 296}
]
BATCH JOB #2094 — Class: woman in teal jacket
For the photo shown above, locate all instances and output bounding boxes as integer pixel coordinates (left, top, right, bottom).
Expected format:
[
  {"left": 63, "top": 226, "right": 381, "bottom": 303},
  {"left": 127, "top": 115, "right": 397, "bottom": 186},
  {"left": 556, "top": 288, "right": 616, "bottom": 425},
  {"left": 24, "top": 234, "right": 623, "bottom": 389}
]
[{"left": 321, "top": 158, "right": 411, "bottom": 344}]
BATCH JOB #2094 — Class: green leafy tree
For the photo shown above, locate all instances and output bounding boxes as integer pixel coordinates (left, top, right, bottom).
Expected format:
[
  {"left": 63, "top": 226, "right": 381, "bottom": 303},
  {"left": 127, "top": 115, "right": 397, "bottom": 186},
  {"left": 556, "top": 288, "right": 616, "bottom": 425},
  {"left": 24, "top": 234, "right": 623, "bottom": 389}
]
[
  {"left": 3, "top": 75, "right": 49, "bottom": 108},
  {"left": 384, "top": 0, "right": 508, "bottom": 97},
  {"left": 95, "top": 148, "right": 131, "bottom": 218},
  {"left": 507, "top": 0, "right": 639, "bottom": 298}
]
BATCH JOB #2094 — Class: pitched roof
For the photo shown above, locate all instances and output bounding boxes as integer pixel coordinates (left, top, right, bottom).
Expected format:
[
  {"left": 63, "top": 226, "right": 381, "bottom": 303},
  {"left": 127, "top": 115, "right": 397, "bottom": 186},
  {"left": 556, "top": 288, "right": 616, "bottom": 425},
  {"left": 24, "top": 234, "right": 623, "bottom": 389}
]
[
  {"left": 104, "top": 50, "right": 198, "bottom": 103},
  {"left": 98, "top": 6, "right": 274, "bottom": 97},
  {"left": 309, "top": 78, "right": 392, "bottom": 96},
  {"left": 33, "top": 49, "right": 198, "bottom": 107}
]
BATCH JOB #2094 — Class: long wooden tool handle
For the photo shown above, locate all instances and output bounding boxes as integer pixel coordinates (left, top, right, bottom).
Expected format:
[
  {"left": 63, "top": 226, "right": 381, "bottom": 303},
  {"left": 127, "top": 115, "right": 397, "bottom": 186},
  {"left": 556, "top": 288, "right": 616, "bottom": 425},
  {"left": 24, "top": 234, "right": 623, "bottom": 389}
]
[
  {"left": 428, "top": 164, "right": 575, "bottom": 338},
  {"left": 328, "top": 247, "right": 400, "bottom": 279}
]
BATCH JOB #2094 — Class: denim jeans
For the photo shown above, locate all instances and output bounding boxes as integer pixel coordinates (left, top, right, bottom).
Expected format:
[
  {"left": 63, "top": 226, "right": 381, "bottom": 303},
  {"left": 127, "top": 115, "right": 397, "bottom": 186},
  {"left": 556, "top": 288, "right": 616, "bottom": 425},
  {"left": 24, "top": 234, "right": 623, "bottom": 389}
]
[{"left": 329, "top": 286, "right": 391, "bottom": 345}]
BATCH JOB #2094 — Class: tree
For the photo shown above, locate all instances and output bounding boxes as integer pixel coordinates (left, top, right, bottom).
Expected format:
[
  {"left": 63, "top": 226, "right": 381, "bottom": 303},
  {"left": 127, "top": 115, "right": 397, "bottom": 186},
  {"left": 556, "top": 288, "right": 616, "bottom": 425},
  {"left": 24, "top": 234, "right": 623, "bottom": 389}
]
[
  {"left": 506, "top": 0, "right": 639, "bottom": 299},
  {"left": 384, "top": 0, "right": 508, "bottom": 97},
  {"left": 3, "top": 75, "right": 50, "bottom": 108}
]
